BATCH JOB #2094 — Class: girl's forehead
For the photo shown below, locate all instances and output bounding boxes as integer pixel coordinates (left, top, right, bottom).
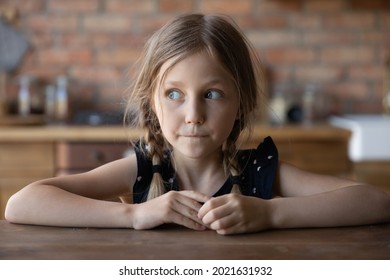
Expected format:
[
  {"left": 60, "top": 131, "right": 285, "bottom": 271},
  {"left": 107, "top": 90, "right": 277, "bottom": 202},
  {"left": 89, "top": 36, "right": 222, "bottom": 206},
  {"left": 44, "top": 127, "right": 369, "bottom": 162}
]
[{"left": 157, "top": 51, "right": 231, "bottom": 84}]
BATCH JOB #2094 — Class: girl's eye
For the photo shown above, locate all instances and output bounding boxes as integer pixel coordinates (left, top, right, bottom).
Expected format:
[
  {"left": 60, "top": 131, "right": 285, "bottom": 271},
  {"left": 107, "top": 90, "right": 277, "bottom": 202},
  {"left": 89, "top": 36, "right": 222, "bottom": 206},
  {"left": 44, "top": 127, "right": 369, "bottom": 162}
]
[
  {"left": 205, "top": 90, "right": 222, "bottom": 100},
  {"left": 167, "top": 90, "right": 182, "bottom": 100}
]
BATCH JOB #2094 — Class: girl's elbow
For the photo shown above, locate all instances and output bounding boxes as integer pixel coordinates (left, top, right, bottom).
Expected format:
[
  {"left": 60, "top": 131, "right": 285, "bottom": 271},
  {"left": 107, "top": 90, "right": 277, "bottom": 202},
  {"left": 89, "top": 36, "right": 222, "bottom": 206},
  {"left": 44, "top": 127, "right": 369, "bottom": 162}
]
[
  {"left": 4, "top": 185, "right": 33, "bottom": 224},
  {"left": 4, "top": 193, "right": 21, "bottom": 223}
]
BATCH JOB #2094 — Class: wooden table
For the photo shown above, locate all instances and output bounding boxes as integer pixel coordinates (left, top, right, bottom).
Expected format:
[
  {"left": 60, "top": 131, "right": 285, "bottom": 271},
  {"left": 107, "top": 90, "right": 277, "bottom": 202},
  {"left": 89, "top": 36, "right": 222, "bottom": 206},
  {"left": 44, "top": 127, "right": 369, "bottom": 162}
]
[{"left": 1, "top": 221, "right": 389, "bottom": 260}]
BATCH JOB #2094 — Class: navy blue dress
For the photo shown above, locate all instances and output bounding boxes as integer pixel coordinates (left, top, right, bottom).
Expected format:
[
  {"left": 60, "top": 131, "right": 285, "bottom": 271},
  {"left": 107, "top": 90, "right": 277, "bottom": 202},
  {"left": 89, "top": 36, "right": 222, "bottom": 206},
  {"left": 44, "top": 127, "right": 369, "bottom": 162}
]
[{"left": 132, "top": 136, "right": 278, "bottom": 204}]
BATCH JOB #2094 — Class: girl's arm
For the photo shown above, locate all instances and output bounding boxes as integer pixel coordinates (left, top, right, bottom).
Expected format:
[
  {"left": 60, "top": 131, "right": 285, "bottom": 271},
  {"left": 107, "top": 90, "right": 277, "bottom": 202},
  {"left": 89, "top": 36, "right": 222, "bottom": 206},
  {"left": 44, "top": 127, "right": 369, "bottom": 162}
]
[
  {"left": 269, "top": 162, "right": 390, "bottom": 229},
  {"left": 5, "top": 153, "right": 209, "bottom": 230},
  {"left": 199, "top": 162, "right": 390, "bottom": 234},
  {"left": 5, "top": 156, "right": 137, "bottom": 228}
]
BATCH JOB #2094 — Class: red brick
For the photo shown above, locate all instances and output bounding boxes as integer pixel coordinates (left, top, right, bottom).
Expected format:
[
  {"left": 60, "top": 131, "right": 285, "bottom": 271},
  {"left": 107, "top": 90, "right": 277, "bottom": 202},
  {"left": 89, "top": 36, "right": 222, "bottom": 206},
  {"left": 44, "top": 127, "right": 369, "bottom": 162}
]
[
  {"left": 295, "top": 66, "right": 344, "bottom": 82},
  {"left": 324, "top": 13, "right": 376, "bottom": 29},
  {"left": 376, "top": 83, "right": 388, "bottom": 99},
  {"left": 237, "top": 15, "right": 288, "bottom": 29},
  {"left": 305, "top": 0, "right": 345, "bottom": 13},
  {"left": 1, "top": 0, "right": 44, "bottom": 14},
  {"left": 106, "top": 0, "right": 155, "bottom": 14},
  {"left": 97, "top": 49, "right": 141, "bottom": 66},
  {"left": 303, "top": 32, "right": 356, "bottom": 45},
  {"left": 379, "top": 48, "right": 390, "bottom": 62},
  {"left": 247, "top": 31, "right": 299, "bottom": 48},
  {"left": 201, "top": 0, "right": 252, "bottom": 14},
  {"left": 350, "top": 0, "right": 390, "bottom": 10},
  {"left": 256, "top": 0, "right": 302, "bottom": 13},
  {"left": 380, "top": 13, "right": 390, "bottom": 29},
  {"left": 18, "top": 65, "right": 67, "bottom": 81},
  {"left": 320, "top": 47, "right": 375, "bottom": 64},
  {"left": 374, "top": 83, "right": 385, "bottom": 99},
  {"left": 48, "top": 0, "right": 99, "bottom": 13},
  {"left": 325, "top": 82, "right": 370, "bottom": 99},
  {"left": 354, "top": 99, "right": 385, "bottom": 114},
  {"left": 28, "top": 32, "right": 53, "bottom": 48},
  {"left": 136, "top": 15, "right": 173, "bottom": 33},
  {"left": 26, "top": 15, "right": 78, "bottom": 31},
  {"left": 114, "top": 34, "right": 148, "bottom": 48},
  {"left": 69, "top": 66, "right": 122, "bottom": 83},
  {"left": 265, "top": 48, "right": 316, "bottom": 64},
  {"left": 83, "top": 15, "right": 133, "bottom": 32},
  {"left": 158, "top": 0, "right": 194, "bottom": 13},
  {"left": 57, "top": 33, "right": 114, "bottom": 48},
  {"left": 359, "top": 31, "right": 389, "bottom": 45},
  {"left": 290, "top": 14, "right": 322, "bottom": 29},
  {"left": 267, "top": 66, "right": 293, "bottom": 82},
  {"left": 348, "top": 65, "right": 383, "bottom": 80},
  {"left": 5, "top": 0, "right": 389, "bottom": 117},
  {"left": 37, "top": 49, "right": 93, "bottom": 65}
]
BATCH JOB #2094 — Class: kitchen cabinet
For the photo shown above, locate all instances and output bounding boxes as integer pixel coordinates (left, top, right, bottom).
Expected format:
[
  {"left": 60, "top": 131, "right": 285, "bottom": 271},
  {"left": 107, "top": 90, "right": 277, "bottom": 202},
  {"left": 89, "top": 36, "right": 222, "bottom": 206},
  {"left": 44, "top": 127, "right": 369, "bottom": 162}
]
[
  {"left": 244, "top": 124, "right": 351, "bottom": 175},
  {"left": 352, "top": 161, "right": 390, "bottom": 194},
  {"left": 56, "top": 142, "right": 130, "bottom": 175},
  {"left": 0, "top": 124, "right": 351, "bottom": 219}
]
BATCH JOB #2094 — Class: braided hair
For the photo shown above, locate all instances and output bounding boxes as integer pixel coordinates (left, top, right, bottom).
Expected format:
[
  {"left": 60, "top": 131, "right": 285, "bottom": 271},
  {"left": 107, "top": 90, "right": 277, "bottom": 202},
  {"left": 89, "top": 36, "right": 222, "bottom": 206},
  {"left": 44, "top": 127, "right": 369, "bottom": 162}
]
[{"left": 124, "top": 14, "right": 266, "bottom": 199}]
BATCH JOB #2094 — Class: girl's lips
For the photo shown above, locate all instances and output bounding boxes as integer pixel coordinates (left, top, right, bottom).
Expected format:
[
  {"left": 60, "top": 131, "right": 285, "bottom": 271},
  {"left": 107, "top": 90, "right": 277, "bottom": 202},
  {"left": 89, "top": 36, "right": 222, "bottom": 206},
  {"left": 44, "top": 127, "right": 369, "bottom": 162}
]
[
  {"left": 179, "top": 131, "right": 208, "bottom": 137},
  {"left": 181, "top": 133, "right": 208, "bottom": 138},
  {"left": 184, "top": 135, "right": 207, "bottom": 137}
]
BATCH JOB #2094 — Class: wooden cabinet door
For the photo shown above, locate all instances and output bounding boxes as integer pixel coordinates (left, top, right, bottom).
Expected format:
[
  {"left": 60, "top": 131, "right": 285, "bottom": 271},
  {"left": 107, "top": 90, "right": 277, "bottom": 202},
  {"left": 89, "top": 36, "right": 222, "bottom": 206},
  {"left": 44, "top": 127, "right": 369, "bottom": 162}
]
[{"left": 56, "top": 142, "right": 130, "bottom": 171}]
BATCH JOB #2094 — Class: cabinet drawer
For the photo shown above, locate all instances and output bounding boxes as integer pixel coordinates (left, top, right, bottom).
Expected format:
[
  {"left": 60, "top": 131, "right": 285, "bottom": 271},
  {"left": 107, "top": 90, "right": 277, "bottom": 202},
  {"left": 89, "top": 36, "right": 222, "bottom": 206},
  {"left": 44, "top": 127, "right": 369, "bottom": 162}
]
[
  {"left": 352, "top": 161, "right": 390, "bottom": 194},
  {"left": 0, "top": 143, "right": 54, "bottom": 170},
  {"left": 275, "top": 140, "right": 350, "bottom": 175},
  {"left": 56, "top": 142, "right": 130, "bottom": 169}
]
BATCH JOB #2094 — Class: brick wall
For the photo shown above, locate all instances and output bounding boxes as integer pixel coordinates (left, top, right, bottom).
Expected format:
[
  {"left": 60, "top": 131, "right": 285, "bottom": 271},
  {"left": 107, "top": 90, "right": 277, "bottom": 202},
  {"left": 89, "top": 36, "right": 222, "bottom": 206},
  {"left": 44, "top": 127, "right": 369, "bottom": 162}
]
[{"left": 1, "top": 0, "right": 389, "bottom": 119}]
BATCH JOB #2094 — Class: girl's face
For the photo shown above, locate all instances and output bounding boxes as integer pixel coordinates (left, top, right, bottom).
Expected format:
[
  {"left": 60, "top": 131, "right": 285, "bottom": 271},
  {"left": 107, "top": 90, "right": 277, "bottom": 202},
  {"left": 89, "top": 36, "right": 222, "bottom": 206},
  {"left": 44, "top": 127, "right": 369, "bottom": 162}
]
[{"left": 153, "top": 51, "right": 239, "bottom": 160}]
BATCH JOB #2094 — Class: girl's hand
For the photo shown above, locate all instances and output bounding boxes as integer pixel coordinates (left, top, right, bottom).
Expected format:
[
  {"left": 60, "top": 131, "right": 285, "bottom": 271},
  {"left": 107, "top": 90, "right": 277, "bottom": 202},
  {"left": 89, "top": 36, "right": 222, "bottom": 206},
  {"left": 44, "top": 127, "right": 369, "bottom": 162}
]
[
  {"left": 198, "top": 194, "right": 273, "bottom": 235},
  {"left": 132, "top": 190, "right": 210, "bottom": 230}
]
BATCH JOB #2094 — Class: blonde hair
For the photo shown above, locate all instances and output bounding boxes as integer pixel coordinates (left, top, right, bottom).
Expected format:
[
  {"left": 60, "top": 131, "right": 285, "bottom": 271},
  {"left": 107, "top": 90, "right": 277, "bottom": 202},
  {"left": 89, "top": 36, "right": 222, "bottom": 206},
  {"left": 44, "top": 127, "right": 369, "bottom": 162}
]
[{"left": 124, "top": 14, "right": 265, "bottom": 199}]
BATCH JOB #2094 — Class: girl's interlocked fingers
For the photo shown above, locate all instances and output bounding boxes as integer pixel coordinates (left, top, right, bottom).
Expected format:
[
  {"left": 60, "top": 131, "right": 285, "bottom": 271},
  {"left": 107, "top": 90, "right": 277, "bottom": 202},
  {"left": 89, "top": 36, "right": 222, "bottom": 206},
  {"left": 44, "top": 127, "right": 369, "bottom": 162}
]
[
  {"left": 199, "top": 194, "right": 272, "bottom": 235},
  {"left": 132, "top": 190, "right": 210, "bottom": 231}
]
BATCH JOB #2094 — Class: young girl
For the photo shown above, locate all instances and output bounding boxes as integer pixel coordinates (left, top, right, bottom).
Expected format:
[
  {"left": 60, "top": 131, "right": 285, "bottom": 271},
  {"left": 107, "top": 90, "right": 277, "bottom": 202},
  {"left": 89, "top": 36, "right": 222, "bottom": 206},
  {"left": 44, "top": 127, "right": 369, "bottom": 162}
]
[{"left": 5, "top": 14, "right": 390, "bottom": 235}]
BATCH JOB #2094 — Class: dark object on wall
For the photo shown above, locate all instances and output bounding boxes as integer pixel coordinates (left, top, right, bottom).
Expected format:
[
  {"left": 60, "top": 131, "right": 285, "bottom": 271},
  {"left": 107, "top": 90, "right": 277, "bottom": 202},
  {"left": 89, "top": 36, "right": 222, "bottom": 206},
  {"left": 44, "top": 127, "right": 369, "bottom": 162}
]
[{"left": 0, "top": 18, "right": 28, "bottom": 71}]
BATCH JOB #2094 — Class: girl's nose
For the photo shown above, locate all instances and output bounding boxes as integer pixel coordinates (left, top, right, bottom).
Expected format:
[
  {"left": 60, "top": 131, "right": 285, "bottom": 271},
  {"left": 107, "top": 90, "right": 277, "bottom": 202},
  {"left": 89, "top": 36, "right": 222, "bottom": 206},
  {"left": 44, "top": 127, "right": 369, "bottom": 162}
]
[{"left": 185, "top": 98, "right": 205, "bottom": 125}]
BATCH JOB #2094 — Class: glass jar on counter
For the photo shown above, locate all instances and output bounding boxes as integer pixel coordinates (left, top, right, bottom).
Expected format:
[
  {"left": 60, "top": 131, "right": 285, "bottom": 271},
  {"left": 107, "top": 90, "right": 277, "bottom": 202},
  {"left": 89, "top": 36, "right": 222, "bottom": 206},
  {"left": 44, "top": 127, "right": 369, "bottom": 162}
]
[{"left": 55, "top": 75, "right": 68, "bottom": 124}]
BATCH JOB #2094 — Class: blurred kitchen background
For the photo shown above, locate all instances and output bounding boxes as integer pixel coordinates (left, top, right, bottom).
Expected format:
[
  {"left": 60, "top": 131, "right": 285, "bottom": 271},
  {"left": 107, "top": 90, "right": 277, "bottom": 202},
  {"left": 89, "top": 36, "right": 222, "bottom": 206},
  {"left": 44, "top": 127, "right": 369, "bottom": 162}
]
[
  {"left": 0, "top": 0, "right": 389, "bottom": 218},
  {"left": 0, "top": 0, "right": 389, "bottom": 122}
]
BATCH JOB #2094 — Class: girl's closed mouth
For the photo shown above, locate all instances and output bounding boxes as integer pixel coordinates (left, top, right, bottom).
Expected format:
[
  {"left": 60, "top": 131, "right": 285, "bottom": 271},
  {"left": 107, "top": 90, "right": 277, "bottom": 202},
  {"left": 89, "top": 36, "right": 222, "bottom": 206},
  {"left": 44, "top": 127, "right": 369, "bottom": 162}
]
[{"left": 182, "top": 134, "right": 208, "bottom": 137}]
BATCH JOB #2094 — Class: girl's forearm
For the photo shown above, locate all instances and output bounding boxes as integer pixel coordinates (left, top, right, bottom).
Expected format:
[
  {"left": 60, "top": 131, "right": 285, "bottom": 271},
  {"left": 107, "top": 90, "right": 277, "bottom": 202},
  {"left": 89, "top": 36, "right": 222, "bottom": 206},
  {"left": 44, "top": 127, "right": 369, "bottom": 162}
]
[
  {"left": 5, "top": 184, "right": 135, "bottom": 228},
  {"left": 269, "top": 185, "right": 390, "bottom": 229}
]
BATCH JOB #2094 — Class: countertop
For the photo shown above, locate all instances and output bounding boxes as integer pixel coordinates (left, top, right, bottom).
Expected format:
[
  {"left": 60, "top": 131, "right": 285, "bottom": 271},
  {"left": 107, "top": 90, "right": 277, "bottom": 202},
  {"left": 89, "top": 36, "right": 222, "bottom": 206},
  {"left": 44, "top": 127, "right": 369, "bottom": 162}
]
[
  {"left": 0, "top": 123, "right": 351, "bottom": 142},
  {"left": 0, "top": 220, "right": 389, "bottom": 259}
]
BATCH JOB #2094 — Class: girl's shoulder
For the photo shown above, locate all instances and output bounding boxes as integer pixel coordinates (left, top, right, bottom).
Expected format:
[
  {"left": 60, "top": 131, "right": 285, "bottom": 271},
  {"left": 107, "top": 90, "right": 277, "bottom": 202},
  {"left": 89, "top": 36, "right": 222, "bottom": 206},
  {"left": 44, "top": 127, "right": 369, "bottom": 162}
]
[
  {"left": 237, "top": 136, "right": 278, "bottom": 167},
  {"left": 236, "top": 136, "right": 279, "bottom": 199}
]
